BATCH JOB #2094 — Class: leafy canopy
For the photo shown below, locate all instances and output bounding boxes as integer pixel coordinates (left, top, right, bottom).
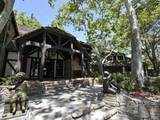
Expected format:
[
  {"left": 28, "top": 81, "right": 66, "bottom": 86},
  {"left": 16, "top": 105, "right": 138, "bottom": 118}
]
[
  {"left": 15, "top": 11, "right": 41, "bottom": 29},
  {"left": 52, "top": 0, "right": 160, "bottom": 59}
]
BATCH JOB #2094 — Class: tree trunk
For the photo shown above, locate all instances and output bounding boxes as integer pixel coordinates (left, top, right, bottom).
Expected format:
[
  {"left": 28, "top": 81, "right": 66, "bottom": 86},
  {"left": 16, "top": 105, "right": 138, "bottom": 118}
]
[
  {"left": 0, "top": 0, "right": 15, "bottom": 33},
  {"left": 125, "top": 0, "right": 145, "bottom": 89}
]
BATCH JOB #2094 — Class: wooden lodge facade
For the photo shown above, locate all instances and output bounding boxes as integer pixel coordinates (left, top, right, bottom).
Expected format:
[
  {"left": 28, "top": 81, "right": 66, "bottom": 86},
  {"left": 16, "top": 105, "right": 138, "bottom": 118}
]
[
  {"left": 4, "top": 26, "right": 92, "bottom": 80},
  {"left": 0, "top": 12, "right": 19, "bottom": 76}
]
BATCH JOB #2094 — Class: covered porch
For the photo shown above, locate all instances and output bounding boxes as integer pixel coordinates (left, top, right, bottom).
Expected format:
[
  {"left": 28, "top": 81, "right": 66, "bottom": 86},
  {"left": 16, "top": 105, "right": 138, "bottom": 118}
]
[{"left": 6, "top": 27, "right": 89, "bottom": 80}]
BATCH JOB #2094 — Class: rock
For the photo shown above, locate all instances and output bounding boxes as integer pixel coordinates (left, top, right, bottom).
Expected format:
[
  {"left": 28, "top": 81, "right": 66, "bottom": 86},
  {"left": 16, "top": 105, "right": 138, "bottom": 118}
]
[
  {"left": 62, "top": 116, "right": 73, "bottom": 120},
  {"left": 71, "top": 106, "right": 91, "bottom": 119},
  {"left": 104, "top": 108, "right": 118, "bottom": 120},
  {"left": 72, "top": 110, "right": 83, "bottom": 118}
]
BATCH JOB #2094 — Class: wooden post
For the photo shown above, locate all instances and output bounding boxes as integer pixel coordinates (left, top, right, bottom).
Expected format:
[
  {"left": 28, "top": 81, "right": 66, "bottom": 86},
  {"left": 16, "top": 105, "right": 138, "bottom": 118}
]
[
  {"left": 17, "top": 47, "right": 22, "bottom": 72},
  {"left": 37, "top": 48, "right": 40, "bottom": 79},
  {"left": 81, "top": 52, "right": 85, "bottom": 77},
  {"left": 122, "top": 54, "right": 126, "bottom": 73},
  {"left": 54, "top": 60, "right": 56, "bottom": 79},
  {"left": 70, "top": 43, "right": 73, "bottom": 79},
  {"left": 0, "top": 47, "right": 7, "bottom": 76},
  {"left": 39, "top": 32, "right": 47, "bottom": 80}
]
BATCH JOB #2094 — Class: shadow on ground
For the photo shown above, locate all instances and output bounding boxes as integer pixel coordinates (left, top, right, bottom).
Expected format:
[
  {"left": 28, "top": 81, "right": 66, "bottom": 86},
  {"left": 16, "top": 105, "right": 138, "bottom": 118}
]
[{"left": 29, "top": 83, "right": 104, "bottom": 120}]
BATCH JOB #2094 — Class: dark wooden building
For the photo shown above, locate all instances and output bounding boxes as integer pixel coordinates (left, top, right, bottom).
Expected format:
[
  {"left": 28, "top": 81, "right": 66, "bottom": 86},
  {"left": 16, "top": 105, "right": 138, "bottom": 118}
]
[
  {"left": 5, "top": 27, "right": 92, "bottom": 80},
  {"left": 0, "top": 12, "right": 19, "bottom": 76},
  {"left": 102, "top": 52, "right": 131, "bottom": 73}
]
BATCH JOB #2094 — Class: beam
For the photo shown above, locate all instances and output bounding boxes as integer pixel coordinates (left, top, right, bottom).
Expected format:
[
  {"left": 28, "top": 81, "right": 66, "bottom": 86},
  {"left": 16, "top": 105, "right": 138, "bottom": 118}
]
[
  {"left": 22, "top": 41, "right": 40, "bottom": 48},
  {"left": 47, "top": 33, "right": 57, "bottom": 46},
  {"left": 22, "top": 41, "right": 81, "bottom": 54},
  {"left": 7, "top": 60, "right": 17, "bottom": 73},
  {"left": 16, "top": 30, "right": 43, "bottom": 46},
  {"left": 26, "top": 48, "right": 39, "bottom": 56},
  {"left": 17, "top": 48, "right": 22, "bottom": 72},
  {"left": 62, "top": 40, "right": 70, "bottom": 47}
]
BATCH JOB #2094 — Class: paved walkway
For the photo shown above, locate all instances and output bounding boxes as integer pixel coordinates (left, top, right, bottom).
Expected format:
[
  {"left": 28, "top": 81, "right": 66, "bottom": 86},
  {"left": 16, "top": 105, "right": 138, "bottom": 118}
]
[
  {"left": 1, "top": 84, "right": 159, "bottom": 120},
  {"left": 0, "top": 85, "right": 120, "bottom": 120},
  {"left": 29, "top": 85, "right": 107, "bottom": 120}
]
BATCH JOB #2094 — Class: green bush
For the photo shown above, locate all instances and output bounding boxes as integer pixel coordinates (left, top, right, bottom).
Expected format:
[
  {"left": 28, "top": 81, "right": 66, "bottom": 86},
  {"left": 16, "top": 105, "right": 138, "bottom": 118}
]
[
  {"left": 0, "top": 76, "right": 12, "bottom": 85},
  {"left": 149, "top": 76, "right": 160, "bottom": 94},
  {"left": 111, "top": 73, "right": 135, "bottom": 92},
  {"left": 94, "top": 75, "right": 103, "bottom": 84}
]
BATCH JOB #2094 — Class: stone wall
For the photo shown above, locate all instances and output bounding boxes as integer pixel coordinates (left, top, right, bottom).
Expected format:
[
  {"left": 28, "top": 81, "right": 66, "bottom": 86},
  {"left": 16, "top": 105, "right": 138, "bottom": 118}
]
[{"left": 25, "top": 78, "right": 92, "bottom": 96}]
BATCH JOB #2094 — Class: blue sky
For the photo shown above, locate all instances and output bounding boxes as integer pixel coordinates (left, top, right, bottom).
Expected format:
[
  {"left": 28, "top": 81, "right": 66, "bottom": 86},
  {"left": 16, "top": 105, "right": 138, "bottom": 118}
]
[{"left": 14, "top": 0, "right": 86, "bottom": 42}]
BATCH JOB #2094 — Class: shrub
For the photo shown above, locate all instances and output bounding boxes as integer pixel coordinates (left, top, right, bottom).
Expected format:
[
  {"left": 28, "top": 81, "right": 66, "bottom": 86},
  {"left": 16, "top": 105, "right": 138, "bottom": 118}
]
[
  {"left": 149, "top": 76, "right": 160, "bottom": 94},
  {"left": 0, "top": 76, "right": 12, "bottom": 85},
  {"left": 94, "top": 75, "right": 103, "bottom": 84},
  {"left": 111, "top": 72, "right": 135, "bottom": 92}
]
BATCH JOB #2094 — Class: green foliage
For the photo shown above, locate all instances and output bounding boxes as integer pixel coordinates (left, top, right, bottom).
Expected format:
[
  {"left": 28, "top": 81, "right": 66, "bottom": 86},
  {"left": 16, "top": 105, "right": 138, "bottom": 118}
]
[
  {"left": 94, "top": 75, "right": 103, "bottom": 84},
  {"left": 111, "top": 73, "right": 135, "bottom": 92},
  {"left": 52, "top": 0, "right": 160, "bottom": 65},
  {"left": 0, "top": 76, "right": 13, "bottom": 85},
  {"left": 15, "top": 11, "right": 41, "bottom": 29},
  {"left": 0, "top": 74, "right": 24, "bottom": 86},
  {"left": 148, "top": 76, "right": 160, "bottom": 94}
]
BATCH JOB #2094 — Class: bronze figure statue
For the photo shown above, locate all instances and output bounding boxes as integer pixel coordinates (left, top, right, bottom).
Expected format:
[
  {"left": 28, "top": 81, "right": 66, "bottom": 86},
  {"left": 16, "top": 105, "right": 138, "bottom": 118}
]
[{"left": 0, "top": 72, "right": 29, "bottom": 117}]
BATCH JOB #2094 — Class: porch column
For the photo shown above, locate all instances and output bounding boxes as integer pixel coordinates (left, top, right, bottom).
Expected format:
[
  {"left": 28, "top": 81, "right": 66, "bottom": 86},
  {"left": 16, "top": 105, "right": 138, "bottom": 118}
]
[
  {"left": 17, "top": 46, "right": 23, "bottom": 72},
  {"left": 81, "top": 51, "right": 85, "bottom": 77},
  {"left": 39, "top": 31, "right": 47, "bottom": 80},
  {"left": 70, "top": 43, "right": 73, "bottom": 79},
  {"left": 0, "top": 47, "right": 7, "bottom": 76}
]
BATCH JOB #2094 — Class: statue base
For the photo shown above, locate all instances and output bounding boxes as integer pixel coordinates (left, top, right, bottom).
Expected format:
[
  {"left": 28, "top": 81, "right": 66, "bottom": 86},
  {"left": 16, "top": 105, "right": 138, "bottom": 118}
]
[{"left": 2, "top": 108, "right": 31, "bottom": 120}]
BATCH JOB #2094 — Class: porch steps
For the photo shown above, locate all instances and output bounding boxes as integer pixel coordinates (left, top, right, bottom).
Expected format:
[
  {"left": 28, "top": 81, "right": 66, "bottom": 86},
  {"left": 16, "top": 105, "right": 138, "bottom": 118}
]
[
  {"left": 27, "top": 79, "right": 91, "bottom": 96},
  {"left": 42, "top": 81, "right": 55, "bottom": 92}
]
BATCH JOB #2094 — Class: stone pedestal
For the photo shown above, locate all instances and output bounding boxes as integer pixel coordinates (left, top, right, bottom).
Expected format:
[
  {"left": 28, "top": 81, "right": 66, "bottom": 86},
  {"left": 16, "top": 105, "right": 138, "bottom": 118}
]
[{"left": 2, "top": 109, "right": 31, "bottom": 120}]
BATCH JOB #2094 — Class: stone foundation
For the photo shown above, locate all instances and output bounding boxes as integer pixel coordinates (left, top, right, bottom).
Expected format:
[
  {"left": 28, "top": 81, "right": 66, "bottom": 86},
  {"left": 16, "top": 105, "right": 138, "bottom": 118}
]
[{"left": 25, "top": 78, "right": 92, "bottom": 96}]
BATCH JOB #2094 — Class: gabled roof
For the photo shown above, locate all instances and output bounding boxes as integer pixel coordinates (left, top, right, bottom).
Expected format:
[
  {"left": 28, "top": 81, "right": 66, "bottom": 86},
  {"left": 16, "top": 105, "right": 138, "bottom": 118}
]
[
  {"left": 14, "top": 27, "right": 92, "bottom": 50},
  {"left": 14, "top": 26, "right": 76, "bottom": 42}
]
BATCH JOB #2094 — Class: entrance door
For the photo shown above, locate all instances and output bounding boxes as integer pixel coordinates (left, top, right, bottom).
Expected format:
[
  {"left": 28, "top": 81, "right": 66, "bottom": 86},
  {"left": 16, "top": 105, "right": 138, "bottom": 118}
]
[
  {"left": 56, "top": 60, "right": 64, "bottom": 78},
  {"left": 45, "top": 59, "right": 55, "bottom": 79},
  {"left": 45, "top": 59, "right": 64, "bottom": 79}
]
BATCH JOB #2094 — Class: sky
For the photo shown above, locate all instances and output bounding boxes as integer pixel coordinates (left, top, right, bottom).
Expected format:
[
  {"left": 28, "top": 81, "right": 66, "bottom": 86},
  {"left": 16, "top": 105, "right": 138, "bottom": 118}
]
[{"left": 14, "top": 0, "right": 86, "bottom": 42}]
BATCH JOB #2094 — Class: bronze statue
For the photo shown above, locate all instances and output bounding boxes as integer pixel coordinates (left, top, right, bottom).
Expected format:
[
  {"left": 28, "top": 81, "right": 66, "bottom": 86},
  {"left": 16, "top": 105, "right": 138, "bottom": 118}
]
[{"left": 0, "top": 72, "right": 29, "bottom": 117}]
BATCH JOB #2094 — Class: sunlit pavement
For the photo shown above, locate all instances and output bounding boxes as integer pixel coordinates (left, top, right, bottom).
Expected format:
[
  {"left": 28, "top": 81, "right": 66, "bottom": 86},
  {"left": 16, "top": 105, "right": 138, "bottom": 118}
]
[
  {"left": 29, "top": 85, "right": 107, "bottom": 120},
  {"left": 0, "top": 85, "right": 124, "bottom": 120}
]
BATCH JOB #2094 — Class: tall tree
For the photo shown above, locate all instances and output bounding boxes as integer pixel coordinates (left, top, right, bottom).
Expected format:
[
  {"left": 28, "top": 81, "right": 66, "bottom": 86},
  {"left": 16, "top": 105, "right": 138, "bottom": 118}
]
[{"left": 125, "top": 0, "right": 145, "bottom": 89}]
